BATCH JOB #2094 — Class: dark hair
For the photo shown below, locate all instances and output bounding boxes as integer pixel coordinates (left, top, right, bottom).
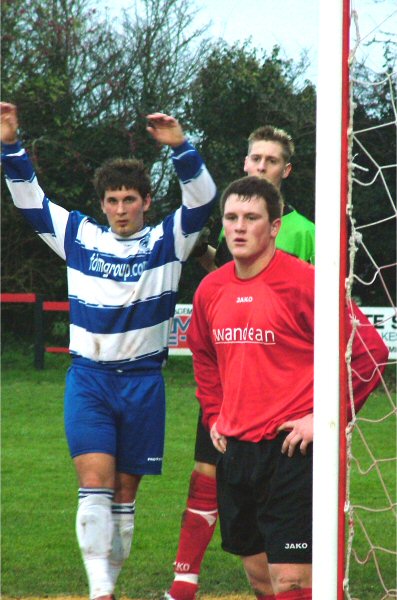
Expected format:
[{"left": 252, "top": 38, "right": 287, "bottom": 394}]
[
  {"left": 220, "top": 176, "right": 284, "bottom": 222},
  {"left": 93, "top": 158, "right": 151, "bottom": 200},
  {"left": 248, "top": 125, "right": 295, "bottom": 163}
]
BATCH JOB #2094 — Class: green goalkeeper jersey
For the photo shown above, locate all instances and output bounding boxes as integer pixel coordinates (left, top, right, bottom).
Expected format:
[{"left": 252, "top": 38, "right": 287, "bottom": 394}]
[{"left": 215, "top": 205, "right": 315, "bottom": 266}]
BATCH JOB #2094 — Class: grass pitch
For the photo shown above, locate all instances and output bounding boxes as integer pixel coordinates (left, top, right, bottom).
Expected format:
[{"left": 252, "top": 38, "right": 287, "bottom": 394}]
[{"left": 1, "top": 349, "right": 395, "bottom": 598}]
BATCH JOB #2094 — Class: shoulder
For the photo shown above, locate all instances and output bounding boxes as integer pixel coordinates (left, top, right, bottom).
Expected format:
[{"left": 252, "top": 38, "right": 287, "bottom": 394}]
[
  {"left": 275, "top": 250, "right": 314, "bottom": 282},
  {"left": 271, "top": 253, "right": 314, "bottom": 321},
  {"left": 68, "top": 209, "right": 100, "bottom": 227},
  {"left": 206, "top": 260, "right": 234, "bottom": 283},
  {"left": 66, "top": 210, "right": 110, "bottom": 241},
  {"left": 278, "top": 249, "right": 314, "bottom": 270},
  {"left": 195, "top": 261, "right": 234, "bottom": 296}
]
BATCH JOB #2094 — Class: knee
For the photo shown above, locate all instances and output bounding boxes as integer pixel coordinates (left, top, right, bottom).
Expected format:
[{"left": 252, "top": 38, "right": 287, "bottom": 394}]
[
  {"left": 114, "top": 473, "right": 142, "bottom": 503},
  {"left": 247, "top": 573, "right": 273, "bottom": 597},
  {"left": 247, "top": 575, "right": 273, "bottom": 596},
  {"left": 241, "top": 554, "right": 273, "bottom": 596},
  {"left": 194, "top": 461, "right": 216, "bottom": 479},
  {"left": 270, "top": 565, "right": 312, "bottom": 593},
  {"left": 273, "top": 578, "right": 300, "bottom": 593}
]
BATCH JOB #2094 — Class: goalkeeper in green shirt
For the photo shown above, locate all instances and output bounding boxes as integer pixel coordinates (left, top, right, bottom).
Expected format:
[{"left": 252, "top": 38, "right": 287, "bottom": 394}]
[
  {"left": 166, "top": 124, "right": 315, "bottom": 600},
  {"left": 213, "top": 125, "right": 314, "bottom": 268}
]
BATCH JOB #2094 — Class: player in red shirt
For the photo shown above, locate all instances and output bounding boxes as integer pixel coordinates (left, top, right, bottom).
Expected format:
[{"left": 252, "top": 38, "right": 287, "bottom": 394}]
[
  {"left": 166, "top": 124, "right": 315, "bottom": 600},
  {"left": 186, "top": 176, "right": 388, "bottom": 599}
]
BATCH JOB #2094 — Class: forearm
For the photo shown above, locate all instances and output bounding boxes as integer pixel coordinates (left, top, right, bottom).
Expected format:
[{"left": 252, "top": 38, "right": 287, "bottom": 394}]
[
  {"left": 171, "top": 141, "right": 217, "bottom": 211},
  {"left": 2, "top": 141, "right": 69, "bottom": 259},
  {"left": 188, "top": 288, "right": 222, "bottom": 428},
  {"left": 196, "top": 390, "right": 221, "bottom": 433},
  {"left": 196, "top": 245, "right": 217, "bottom": 272},
  {"left": 2, "top": 141, "right": 35, "bottom": 190},
  {"left": 2, "top": 141, "right": 47, "bottom": 211},
  {"left": 192, "top": 354, "right": 223, "bottom": 431},
  {"left": 170, "top": 141, "right": 217, "bottom": 261}
]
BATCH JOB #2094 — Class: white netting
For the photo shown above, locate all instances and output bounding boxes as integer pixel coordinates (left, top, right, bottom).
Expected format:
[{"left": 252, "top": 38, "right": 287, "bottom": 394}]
[{"left": 344, "top": 3, "right": 397, "bottom": 599}]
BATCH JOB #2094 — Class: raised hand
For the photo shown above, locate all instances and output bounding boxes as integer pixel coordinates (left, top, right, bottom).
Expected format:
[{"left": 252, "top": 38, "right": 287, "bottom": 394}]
[
  {"left": 1, "top": 102, "right": 19, "bottom": 144},
  {"left": 146, "top": 112, "right": 186, "bottom": 148}
]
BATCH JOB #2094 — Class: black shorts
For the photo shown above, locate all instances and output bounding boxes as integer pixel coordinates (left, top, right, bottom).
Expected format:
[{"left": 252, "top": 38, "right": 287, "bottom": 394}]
[
  {"left": 216, "top": 434, "right": 312, "bottom": 564},
  {"left": 194, "top": 408, "right": 219, "bottom": 465}
]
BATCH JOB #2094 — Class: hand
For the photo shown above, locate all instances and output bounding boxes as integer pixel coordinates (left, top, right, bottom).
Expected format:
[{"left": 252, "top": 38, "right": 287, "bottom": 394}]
[
  {"left": 1, "top": 102, "right": 19, "bottom": 144},
  {"left": 146, "top": 112, "right": 186, "bottom": 147},
  {"left": 190, "top": 226, "right": 210, "bottom": 258},
  {"left": 210, "top": 422, "right": 227, "bottom": 453},
  {"left": 278, "top": 413, "right": 313, "bottom": 457}
]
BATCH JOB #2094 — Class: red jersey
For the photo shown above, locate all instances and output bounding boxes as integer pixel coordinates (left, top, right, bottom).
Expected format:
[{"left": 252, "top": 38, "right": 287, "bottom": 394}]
[{"left": 187, "top": 250, "right": 388, "bottom": 442}]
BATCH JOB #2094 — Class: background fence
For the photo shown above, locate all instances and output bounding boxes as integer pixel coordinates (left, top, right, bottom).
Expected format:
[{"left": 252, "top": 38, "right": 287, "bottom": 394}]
[{"left": 1, "top": 293, "right": 394, "bottom": 369}]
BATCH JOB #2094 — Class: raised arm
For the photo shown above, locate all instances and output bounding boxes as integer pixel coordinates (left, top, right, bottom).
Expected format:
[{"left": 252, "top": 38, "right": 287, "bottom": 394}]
[
  {"left": 1, "top": 102, "right": 69, "bottom": 260},
  {"left": 145, "top": 112, "right": 217, "bottom": 261}
]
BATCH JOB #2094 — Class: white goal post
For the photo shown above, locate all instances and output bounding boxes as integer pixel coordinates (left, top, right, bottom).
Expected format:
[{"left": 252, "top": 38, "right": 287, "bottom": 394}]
[
  {"left": 312, "top": 1, "right": 350, "bottom": 598},
  {"left": 313, "top": 2, "right": 396, "bottom": 599}
]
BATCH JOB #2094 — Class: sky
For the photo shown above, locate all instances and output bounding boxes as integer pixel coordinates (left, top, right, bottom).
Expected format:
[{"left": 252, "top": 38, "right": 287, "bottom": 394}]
[{"left": 99, "top": 0, "right": 397, "bottom": 85}]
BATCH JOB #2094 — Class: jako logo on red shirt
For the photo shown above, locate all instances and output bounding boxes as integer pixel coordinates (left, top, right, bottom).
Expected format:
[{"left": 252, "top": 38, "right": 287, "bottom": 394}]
[{"left": 236, "top": 296, "right": 253, "bottom": 303}]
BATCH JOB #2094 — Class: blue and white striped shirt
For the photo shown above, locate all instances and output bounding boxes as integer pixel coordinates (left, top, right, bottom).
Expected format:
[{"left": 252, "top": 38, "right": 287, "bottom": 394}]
[{"left": 2, "top": 140, "right": 217, "bottom": 369}]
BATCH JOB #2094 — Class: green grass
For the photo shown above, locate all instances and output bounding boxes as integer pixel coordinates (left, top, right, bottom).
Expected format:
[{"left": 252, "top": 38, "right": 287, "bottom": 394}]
[
  {"left": 1, "top": 351, "right": 247, "bottom": 598},
  {"left": 346, "top": 383, "right": 397, "bottom": 599},
  {"left": 1, "top": 351, "right": 396, "bottom": 599}
]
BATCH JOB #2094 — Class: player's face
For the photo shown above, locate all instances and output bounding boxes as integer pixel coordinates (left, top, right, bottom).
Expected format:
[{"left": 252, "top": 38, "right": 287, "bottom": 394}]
[
  {"left": 223, "top": 194, "right": 281, "bottom": 265},
  {"left": 244, "top": 140, "right": 291, "bottom": 189},
  {"left": 101, "top": 187, "right": 151, "bottom": 237}
]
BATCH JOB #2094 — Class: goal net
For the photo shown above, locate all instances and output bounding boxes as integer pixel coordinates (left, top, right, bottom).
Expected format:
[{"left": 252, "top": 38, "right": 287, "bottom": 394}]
[
  {"left": 344, "top": 3, "right": 396, "bottom": 599},
  {"left": 313, "top": 1, "right": 396, "bottom": 599}
]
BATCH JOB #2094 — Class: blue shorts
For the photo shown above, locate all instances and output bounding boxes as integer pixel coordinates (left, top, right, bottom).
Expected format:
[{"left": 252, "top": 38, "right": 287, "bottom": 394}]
[{"left": 64, "top": 362, "right": 165, "bottom": 475}]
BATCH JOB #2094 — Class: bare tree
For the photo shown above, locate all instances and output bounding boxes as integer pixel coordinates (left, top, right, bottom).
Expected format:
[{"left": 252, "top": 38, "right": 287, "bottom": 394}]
[{"left": 1, "top": 0, "right": 211, "bottom": 299}]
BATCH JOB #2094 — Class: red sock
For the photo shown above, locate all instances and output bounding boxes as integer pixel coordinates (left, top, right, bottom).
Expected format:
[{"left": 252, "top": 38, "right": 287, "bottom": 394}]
[
  {"left": 186, "top": 469, "right": 217, "bottom": 511},
  {"left": 168, "top": 471, "right": 217, "bottom": 600},
  {"left": 275, "top": 589, "right": 312, "bottom": 600}
]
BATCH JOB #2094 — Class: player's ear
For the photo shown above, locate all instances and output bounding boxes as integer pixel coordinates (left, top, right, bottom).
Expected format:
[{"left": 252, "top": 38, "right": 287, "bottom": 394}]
[
  {"left": 282, "top": 163, "right": 292, "bottom": 179},
  {"left": 243, "top": 156, "right": 249, "bottom": 174},
  {"left": 143, "top": 194, "right": 152, "bottom": 213},
  {"left": 271, "top": 218, "right": 282, "bottom": 238}
]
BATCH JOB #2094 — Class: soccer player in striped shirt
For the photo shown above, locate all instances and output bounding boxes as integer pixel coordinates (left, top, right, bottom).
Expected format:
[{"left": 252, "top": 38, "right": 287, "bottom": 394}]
[{"left": 1, "top": 102, "right": 217, "bottom": 600}]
